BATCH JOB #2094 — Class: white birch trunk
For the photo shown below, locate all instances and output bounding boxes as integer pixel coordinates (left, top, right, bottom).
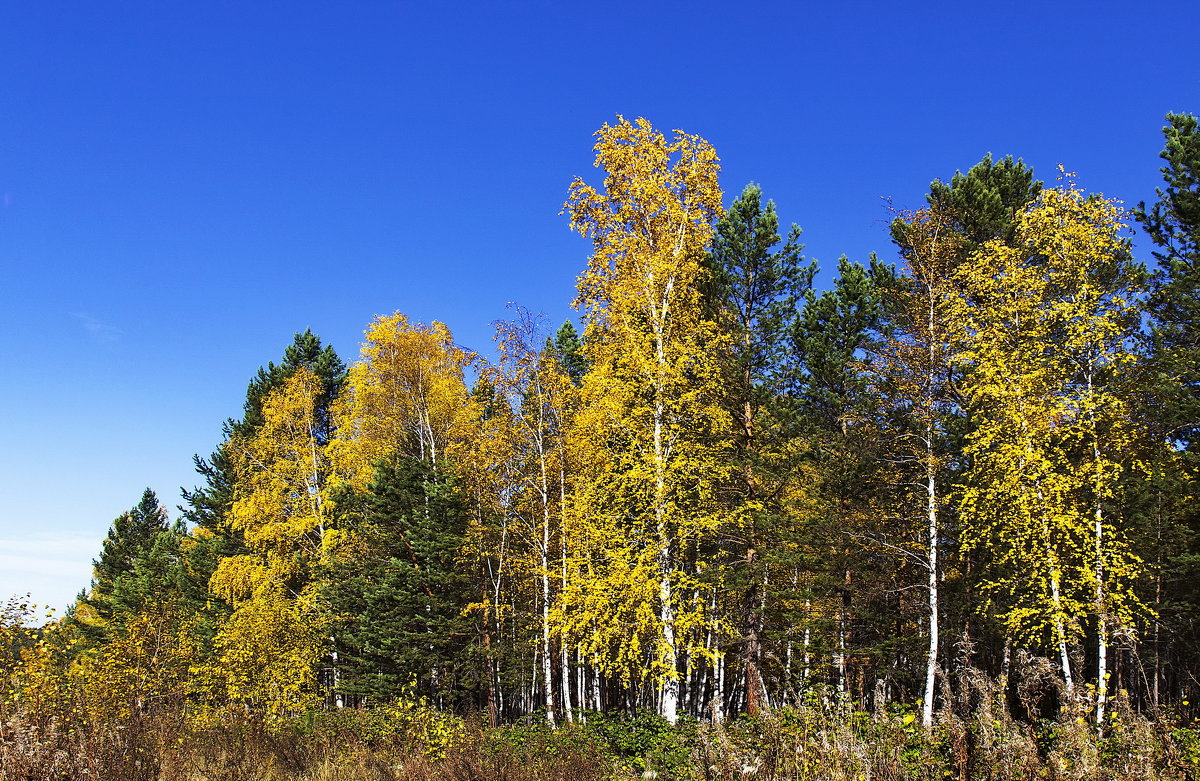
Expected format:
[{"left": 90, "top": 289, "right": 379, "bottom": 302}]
[{"left": 923, "top": 426, "right": 939, "bottom": 729}]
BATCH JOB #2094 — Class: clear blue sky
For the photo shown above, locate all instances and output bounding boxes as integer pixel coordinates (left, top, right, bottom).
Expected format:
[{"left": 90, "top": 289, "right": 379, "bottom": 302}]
[{"left": 2, "top": 0, "right": 1197, "bottom": 613}]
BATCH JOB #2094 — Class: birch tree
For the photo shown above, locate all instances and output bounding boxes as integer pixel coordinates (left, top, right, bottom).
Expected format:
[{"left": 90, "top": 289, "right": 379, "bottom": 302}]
[
  {"left": 874, "top": 205, "right": 966, "bottom": 727},
  {"left": 562, "top": 116, "right": 730, "bottom": 723},
  {"left": 953, "top": 177, "right": 1146, "bottom": 721}
]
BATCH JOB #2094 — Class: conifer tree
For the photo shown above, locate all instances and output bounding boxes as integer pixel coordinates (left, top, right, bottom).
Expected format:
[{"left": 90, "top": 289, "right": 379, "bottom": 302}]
[
  {"left": 1136, "top": 113, "right": 1200, "bottom": 448},
  {"left": 903, "top": 153, "right": 1042, "bottom": 254},
  {"left": 552, "top": 321, "right": 588, "bottom": 385},
  {"left": 327, "top": 456, "right": 474, "bottom": 704},
  {"left": 705, "top": 182, "right": 814, "bottom": 714},
  {"left": 789, "top": 258, "right": 889, "bottom": 698},
  {"left": 1134, "top": 111, "right": 1200, "bottom": 709},
  {"left": 77, "top": 488, "right": 173, "bottom": 643}
]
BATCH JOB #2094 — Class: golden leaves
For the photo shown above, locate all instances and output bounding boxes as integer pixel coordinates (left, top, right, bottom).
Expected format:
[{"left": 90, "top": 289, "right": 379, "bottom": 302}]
[
  {"left": 559, "top": 117, "right": 731, "bottom": 687},
  {"left": 952, "top": 180, "right": 1146, "bottom": 643},
  {"left": 329, "top": 312, "right": 479, "bottom": 489}
]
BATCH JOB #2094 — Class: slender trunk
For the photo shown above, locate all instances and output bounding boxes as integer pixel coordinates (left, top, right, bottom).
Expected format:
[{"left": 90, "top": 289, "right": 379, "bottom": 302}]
[
  {"left": 1051, "top": 570, "right": 1074, "bottom": 693},
  {"left": 483, "top": 622, "right": 498, "bottom": 727},
  {"left": 560, "top": 641, "right": 574, "bottom": 723},
  {"left": 1000, "top": 636, "right": 1012, "bottom": 690},
  {"left": 575, "top": 647, "right": 585, "bottom": 720},
  {"left": 1088, "top": 362, "right": 1108, "bottom": 727},
  {"left": 482, "top": 553, "right": 499, "bottom": 727},
  {"left": 803, "top": 597, "right": 811, "bottom": 683},
  {"left": 923, "top": 424, "right": 939, "bottom": 729},
  {"left": 714, "top": 649, "right": 726, "bottom": 722},
  {"left": 1034, "top": 472, "right": 1074, "bottom": 695},
  {"left": 559, "top": 472, "right": 574, "bottom": 723},
  {"left": 531, "top": 644, "right": 540, "bottom": 721},
  {"left": 922, "top": 287, "right": 941, "bottom": 729},
  {"left": 654, "top": 386, "right": 679, "bottom": 724},
  {"left": 1095, "top": 537, "right": 1108, "bottom": 726},
  {"left": 591, "top": 655, "right": 602, "bottom": 712},
  {"left": 329, "top": 638, "right": 344, "bottom": 708},
  {"left": 541, "top": 565, "right": 556, "bottom": 726},
  {"left": 540, "top": 504, "right": 556, "bottom": 725},
  {"left": 659, "top": 542, "right": 679, "bottom": 723}
]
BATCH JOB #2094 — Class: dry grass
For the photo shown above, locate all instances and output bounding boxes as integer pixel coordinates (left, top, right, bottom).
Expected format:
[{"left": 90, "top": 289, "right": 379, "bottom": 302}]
[{"left": 3, "top": 657, "right": 1198, "bottom": 781}]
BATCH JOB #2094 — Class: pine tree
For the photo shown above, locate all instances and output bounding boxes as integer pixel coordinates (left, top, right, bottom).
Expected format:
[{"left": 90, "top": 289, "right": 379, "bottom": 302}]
[
  {"left": 900, "top": 153, "right": 1042, "bottom": 254},
  {"left": 1136, "top": 113, "right": 1200, "bottom": 448},
  {"left": 1133, "top": 112, "right": 1200, "bottom": 709},
  {"left": 705, "top": 182, "right": 814, "bottom": 714},
  {"left": 792, "top": 256, "right": 887, "bottom": 433},
  {"left": 788, "top": 258, "right": 889, "bottom": 699}
]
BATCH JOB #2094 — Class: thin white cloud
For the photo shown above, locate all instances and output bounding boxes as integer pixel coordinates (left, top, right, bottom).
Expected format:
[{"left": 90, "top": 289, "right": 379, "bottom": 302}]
[
  {"left": 72, "top": 312, "right": 123, "bottom": 345},
  {"left": 0, "top": 535, "right": 99, "bottom": 617}
]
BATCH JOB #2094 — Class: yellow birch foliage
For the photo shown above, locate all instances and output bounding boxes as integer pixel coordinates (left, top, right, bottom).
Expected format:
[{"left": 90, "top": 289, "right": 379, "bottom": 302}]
[
  {"left": 559, "top": 116, "right": 731, "bottom": 689},
  {"left": 329, "top": 312, "right": 478, "bottom": 489},
  {"left": 206, "top": 367, "right": 331, "bottom": 714},
  {"left": 70, "top": 607, "right": 203, "bottom": 725},
  {"left": 204, "top": 580, "right": 323, "bottom": 717},
  {"left": 952, "top": 177, "right": 1145, "bottom": 649},
  {"left": 214, "top": 366, "right": 332, "bottom": 598}
]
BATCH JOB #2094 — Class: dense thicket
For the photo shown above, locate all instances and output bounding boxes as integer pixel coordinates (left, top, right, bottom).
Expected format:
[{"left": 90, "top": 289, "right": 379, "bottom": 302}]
[{"left": 6, "top": 113, "right": 1200, "bottom": 780}]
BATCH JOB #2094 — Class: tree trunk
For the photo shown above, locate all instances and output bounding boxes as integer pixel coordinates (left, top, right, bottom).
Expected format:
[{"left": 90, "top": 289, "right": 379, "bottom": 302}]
[{"left": 923, "top": 426, "right": 939, "bottom": 729}]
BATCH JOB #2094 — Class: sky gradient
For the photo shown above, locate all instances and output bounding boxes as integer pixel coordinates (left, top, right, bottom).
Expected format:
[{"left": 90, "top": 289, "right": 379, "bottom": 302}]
[{"left": 2, "top": 0, "right": 1198, "bottom": 613}]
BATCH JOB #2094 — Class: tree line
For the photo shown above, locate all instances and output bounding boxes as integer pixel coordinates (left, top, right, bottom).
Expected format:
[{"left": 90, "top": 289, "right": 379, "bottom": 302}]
[{"left": 39, "top": 113, "right": 1200, "bottom": 732}]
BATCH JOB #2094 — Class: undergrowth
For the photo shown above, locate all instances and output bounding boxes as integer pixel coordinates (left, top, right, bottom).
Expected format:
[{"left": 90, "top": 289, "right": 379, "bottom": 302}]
[{"left": 3, "top": 662, "right": 1198, "bottom": 779}]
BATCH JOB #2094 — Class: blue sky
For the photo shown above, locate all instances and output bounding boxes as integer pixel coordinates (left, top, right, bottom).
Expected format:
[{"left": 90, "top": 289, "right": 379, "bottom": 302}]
[{"left": 2, "top": 0, "right": 1197, "bottom": 613}]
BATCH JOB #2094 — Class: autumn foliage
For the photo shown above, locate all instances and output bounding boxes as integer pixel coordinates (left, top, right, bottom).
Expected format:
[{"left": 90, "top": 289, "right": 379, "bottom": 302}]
[{"left": 5, "top": 115, "right": 1200, "bottom": 779}]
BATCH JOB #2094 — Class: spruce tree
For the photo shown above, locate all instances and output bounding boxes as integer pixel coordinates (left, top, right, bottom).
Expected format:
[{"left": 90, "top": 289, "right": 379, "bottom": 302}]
[
  {"left": 552, "top": 320, "right": 588, "bottom": 384},
  {"left": 77, "top": 489, "right": 175, "bottom": 643},
  {"left": 326, "top": 456, "right": 474, "bottom": 704}
]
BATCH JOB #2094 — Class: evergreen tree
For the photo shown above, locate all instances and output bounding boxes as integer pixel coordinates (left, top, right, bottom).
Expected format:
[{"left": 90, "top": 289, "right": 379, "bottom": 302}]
[
  {"left": 705, "top": 182, "right": 815, "bottom": 714},
  {"left": 76, "top": 489, "right": 174, "bottom": 643},
  {"left": 792, "top": 257, "right": 886, "bottom": 433},
  {"left": 787, "top": 258, "right": 891, "bottom": 698},
  {"left": 1134, "top": 112, "right": 1200, "bottom": 708},
  {"left": 92, "top": 489, "right": 169, "bottom": 597},
  {"left": 1136, "top": 112, "right": 1200, "bottom": 448},
  {"left": 327, "top": 456, "right": 474, "bottom": 704},
  {"left": 894, "top": 153, "right": 1042, "bottom": 254},
  {"left": 552, "top": 320, "right": 588, "bottom": 385}
]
